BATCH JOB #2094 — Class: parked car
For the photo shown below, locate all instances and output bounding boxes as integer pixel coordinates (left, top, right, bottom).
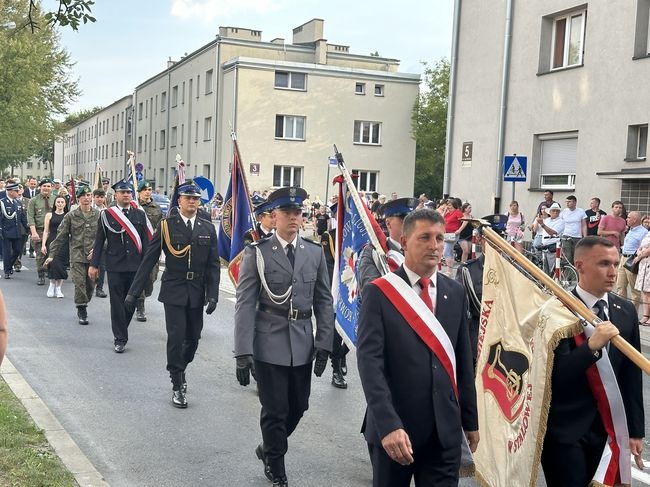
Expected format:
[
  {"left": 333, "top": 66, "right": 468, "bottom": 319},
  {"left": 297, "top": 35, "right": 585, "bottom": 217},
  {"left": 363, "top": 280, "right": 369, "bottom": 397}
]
[{"left": 152, "top": 193, "right": 170, "bottom": 215}]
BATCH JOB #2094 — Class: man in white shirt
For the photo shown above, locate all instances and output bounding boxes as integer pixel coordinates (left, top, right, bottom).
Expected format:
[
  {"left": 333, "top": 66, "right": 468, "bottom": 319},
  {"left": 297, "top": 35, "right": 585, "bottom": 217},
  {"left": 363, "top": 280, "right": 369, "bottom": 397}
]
[
  {"left": 560, "top": 195, "right": 587, "bottom": 265},
  {"left": 536, "top": 203, "right": 565, "bottom": 276}
]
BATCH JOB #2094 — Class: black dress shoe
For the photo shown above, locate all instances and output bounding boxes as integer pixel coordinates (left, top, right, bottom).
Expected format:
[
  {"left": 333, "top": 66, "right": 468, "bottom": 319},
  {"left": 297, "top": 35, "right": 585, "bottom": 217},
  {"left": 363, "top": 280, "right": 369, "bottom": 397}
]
[
  {"left": 181, "top": 372, "right": 187, "bottom": 394},
  {"left": 255, "top": 444, "right": 273, "bottom": 481},
  {"left": 272, "top": 476, "right": 288, "bottom": 487},
  {"left": 95, "top": 288, "right": 107, "bottom": 298},
  {"left": 114, "top": 343, "right": 125, "bottom": 353},
  {"left": 172, "top": 389, "right": 187, "bottom": 408},
  {"left": 4, "top": 274, "right": 10, "bottom": 279},
  {"left": 332, "top": 371, "right": 348, "bottom": 389}
]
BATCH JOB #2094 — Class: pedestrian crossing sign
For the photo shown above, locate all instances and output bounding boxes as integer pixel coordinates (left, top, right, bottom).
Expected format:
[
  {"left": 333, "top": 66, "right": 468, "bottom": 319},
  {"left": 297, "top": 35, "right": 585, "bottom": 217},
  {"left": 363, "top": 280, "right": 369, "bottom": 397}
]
[{"left": 503, "top": 155, "right": 527, "bottom": 182}]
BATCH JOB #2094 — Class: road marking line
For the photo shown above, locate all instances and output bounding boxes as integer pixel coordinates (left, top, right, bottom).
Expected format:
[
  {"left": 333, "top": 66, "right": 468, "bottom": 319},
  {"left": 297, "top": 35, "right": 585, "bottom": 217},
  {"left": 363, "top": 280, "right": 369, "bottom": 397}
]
[{"left": 632, "top": 457, "right": 650, "bottom": 484}]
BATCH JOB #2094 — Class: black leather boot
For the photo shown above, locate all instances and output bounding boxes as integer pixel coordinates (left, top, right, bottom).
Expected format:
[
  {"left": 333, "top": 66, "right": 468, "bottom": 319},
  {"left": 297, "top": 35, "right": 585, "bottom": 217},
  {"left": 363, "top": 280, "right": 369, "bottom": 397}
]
[
  {"left": 331, "top": 358, "right": 348, "bottom": 389},
  {"left": 135, "top": 299, "right": 147, "bottom": 322}
]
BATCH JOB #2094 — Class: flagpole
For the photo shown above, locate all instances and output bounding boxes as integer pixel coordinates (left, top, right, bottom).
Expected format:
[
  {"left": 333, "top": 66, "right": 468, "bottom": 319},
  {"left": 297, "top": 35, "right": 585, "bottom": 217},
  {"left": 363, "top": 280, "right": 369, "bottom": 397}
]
[
  {"left": 333, "top": 145, "right": 389, "bottom": 275},
  {"left": 476, "top": 221, "right": 650, "bottom": 375}
]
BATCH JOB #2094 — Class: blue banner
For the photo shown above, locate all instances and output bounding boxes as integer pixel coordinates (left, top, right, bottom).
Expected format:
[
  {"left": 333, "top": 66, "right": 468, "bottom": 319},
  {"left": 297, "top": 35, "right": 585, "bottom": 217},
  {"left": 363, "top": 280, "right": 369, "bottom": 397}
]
[{"left": 332, "top": 191, "right": 372, "bottom": 348}]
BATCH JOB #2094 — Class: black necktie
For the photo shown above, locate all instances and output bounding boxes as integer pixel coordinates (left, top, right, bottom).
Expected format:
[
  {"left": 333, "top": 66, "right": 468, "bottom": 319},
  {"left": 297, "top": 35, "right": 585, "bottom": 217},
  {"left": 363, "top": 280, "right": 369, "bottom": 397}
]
[
  {"left": 122, "top": 208, "right": 129, "bottom": 217},
  {"left": 286, "top": 243, "right": 295, "bottom": 268},
  {"left": 187, "top": 219, "right": 192, "bottom": 232},
  {"left": 594, "top": 299, "right": 607, "bottom": 321}
]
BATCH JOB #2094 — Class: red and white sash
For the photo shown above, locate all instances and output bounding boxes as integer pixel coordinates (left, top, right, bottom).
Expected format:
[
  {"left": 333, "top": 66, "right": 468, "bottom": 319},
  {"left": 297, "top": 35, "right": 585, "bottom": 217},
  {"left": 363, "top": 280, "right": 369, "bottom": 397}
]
[
  {"left": 130, "top": 200, "right": 154, "bottom": 240},
  {"left": 106, "top": 207, "right": 143, "bottom": 253},
  {"left": 373, "top": 272, "right": 458, "bottom": 398},
  {"left": 574, "top": 330, "right": 631, "bottom": 486}
]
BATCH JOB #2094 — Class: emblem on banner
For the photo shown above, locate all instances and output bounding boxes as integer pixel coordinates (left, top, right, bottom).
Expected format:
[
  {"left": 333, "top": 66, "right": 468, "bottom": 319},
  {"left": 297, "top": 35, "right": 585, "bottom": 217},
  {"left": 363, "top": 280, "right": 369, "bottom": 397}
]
[{"left": 481, "top": 341, "right": 529, "bottom": 422}]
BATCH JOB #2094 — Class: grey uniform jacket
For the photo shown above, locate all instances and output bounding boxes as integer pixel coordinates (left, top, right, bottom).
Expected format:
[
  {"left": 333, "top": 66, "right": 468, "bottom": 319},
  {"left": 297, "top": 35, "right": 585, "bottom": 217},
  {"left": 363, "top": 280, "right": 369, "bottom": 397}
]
[{"left": 234, "top": 234, "right": 334, "bottom": 367}]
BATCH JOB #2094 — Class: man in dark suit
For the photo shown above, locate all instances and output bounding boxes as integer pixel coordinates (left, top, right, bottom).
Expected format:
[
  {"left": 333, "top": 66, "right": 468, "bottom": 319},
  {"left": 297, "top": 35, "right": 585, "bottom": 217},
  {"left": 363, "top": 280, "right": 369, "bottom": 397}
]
[
  {"left": 89, "top": 180, "right": 149, "bottom": 353},
  {"left": 357, "top": 208, "right": 479, "bottom": 487},
  {"left": 126, "top": 182, "right": 219, "bottom": 408},
  {"left": 22, "top": 177, "right": 38, "bottom": 199},
  {"left": 234, "top": 187, "right": 334, "bottom": 487},
  {"left": 541, "top": 236, "right": 645, "bottom": 486},
  {"left": 0, "top": 182, "right": 29, "bottom": 279}
]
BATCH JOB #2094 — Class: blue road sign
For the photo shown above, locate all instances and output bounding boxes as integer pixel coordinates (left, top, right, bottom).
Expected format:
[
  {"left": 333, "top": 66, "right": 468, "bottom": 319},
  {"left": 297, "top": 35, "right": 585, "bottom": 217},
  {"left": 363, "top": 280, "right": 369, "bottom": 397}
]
[
  {"left": 194, "top": 176, "right": 215, "bottom": 204},
  {"left": 504, "top": 155, "right": 527, "bottom": 182}
]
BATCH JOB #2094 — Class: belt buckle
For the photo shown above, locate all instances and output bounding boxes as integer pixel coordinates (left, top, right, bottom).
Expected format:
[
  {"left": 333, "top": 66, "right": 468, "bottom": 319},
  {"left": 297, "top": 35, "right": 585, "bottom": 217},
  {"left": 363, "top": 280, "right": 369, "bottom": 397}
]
[
  {"left": 289, "top": 309, "right": 299, "bottom": 321},
  {"left": 186, "top": 271, "right": 194, "bottom": 280}
]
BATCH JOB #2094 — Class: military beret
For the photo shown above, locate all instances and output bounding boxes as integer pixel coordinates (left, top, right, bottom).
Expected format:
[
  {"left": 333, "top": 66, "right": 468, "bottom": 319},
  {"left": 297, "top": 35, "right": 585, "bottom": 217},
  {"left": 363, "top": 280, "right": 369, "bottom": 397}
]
[
  {"left": 39, "top": 178, "right": 52, "bottom": 186},
  {"left": 137, "top": 180, "right": 152, "bottom": 192},
  {"left": 76, "top": 185, "right": 92, "bottom": 198}
]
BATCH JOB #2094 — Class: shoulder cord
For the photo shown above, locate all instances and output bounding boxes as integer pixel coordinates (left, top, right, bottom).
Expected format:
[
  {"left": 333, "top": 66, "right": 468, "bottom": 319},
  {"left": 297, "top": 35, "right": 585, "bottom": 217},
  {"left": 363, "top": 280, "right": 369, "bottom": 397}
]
[
  {"left": 0, "top": 200, "right": 16, "bottom": 219},
  {"left": 461, "top": 266, "right": 481, "bottom": 314},
  {"left": 255, "top": 246, "right": 292, "bottom": 305},
  {"left": 101, "top": 209, "right": 125, "bottom": 234},
  {"left": 327, "top": 232, "right": 335, "bottom": 259},
  {"left": 161, "top": 220, "right": 192, "bottom": 268},
  {"left": 371, "top": 247, "right": 388, "bottom": 277}
]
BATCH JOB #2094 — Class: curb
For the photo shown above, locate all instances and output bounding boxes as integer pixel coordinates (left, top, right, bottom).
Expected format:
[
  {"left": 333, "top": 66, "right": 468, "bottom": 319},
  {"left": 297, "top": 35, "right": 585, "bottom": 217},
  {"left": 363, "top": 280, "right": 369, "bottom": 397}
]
[{"left": 0, "top": 358, "right": 109, "bottom": 487}]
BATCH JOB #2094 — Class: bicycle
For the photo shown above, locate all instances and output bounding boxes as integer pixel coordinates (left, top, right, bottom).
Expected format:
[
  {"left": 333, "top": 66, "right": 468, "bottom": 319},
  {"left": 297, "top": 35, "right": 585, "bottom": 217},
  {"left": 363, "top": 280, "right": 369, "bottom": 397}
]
[{"left": 518, "top": 237, "right": 578, "bottom": 290}]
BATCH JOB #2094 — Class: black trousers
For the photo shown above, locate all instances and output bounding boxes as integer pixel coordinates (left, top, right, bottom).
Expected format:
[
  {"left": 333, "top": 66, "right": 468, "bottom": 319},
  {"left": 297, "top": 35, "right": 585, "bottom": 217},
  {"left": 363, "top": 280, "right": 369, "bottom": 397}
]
[
  {"left": 96, "top": 265, "right": 106, "bottom": 290},
  {"left": 107, "top": 271, "right": 136, "bottom": 345},
  {"left": 541, "top": 428, "right": 607, "bottom": 487},
  {"left": 330, "top": 329, "right": 349, "bottom": 361},
  {"left": 369, "top": 430, "right": 461, "bottom": 487},
  {"left": 2, "top": 237, "right": 22, "bottom": 273},
  {"left": 255, "top": 360, "right": 312, "bottom": 477},
  {"left": 164, "top": 303, "right": 204, "bottom": 388}
]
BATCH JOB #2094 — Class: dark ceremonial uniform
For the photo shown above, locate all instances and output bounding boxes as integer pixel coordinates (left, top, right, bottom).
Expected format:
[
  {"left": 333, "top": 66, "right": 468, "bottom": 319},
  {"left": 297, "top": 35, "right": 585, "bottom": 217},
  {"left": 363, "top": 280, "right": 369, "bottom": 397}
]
[
  {"left": 0, "top": 189, "right": 29, "bottom": 278},
  {"left": 455, "top": 254, "right": 484, "bottom": 365},
  {"left": 243, "top": 223, "right": 274, "bottom": 246},
  {"left": 91, "top": 186, "right": 148, "bottom": 350},
  {"left": 128, "top": 209, "right": 219, "bottom": 404}
]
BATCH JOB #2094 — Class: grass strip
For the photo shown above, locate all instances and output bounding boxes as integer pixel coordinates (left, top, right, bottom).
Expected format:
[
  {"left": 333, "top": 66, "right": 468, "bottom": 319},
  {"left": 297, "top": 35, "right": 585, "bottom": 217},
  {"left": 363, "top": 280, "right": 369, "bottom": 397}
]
[{"left": 0, "top": 377, "right": 76, "bottom": 487}]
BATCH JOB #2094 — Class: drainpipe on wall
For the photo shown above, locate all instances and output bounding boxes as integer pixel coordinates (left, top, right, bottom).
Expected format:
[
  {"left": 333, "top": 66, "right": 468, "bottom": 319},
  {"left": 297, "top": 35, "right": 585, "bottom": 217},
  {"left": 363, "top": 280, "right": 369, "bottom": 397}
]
[
  {"left": 494, "top": 0, "right": 514, "bottom": 214},
  {"left": 212, "top": 38, "right": 221, "bottom": 185},
  {"left": 443, "top": 0, "right": 462, "bottom": 199},
  {"left": 164, "top": 66, "right": 171, "bottom": 184}
]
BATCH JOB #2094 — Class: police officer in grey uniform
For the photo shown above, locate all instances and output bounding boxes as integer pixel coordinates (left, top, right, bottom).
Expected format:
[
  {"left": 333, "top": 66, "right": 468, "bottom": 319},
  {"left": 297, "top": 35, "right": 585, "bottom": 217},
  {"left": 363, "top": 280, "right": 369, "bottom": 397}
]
[{"left": 234, "top": 187, "right": 334, "bottom": 487}]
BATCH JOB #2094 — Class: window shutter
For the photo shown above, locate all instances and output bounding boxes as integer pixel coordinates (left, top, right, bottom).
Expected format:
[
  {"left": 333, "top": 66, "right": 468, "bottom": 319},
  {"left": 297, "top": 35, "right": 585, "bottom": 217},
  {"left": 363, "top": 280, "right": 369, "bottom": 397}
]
[{"left": 541, "top": 137, "right": 577, "bottom": 174}]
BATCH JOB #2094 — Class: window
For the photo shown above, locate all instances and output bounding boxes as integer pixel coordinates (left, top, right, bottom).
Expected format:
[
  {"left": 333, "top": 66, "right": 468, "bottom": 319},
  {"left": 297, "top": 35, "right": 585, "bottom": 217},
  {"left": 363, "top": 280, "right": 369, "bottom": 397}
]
[
  {"left": 120, "top": 140, "right": 123, "bottom": 156},
  {"left": 171, "top": 126, "right": 178, "bottom": 147},
  {"left": 154, "top": 132, "right": 157, "bottom": 151},
  {"left": 161, "top": 91, "right": 167, "bottom": 111},
  {"left": 144, "top": 134, "right": 147, "bottom": 153},
  {"left": 112, "top": 116, "right": 115, "bottom": 131},
  {"left": 116, "top": 113, "right": 119, "bottom": 129},
  {"left": 354, "top": 121, "right": 381, "bottom": 145},
  {"left": 626, "top": 124, "right": 648, "bottom": 160},
  {"left": 111, "top": 142, "right": 114, "bottom": 157},
  {"left": 275, "top": 115, "right": 305, "bottom": 140},
  {"left": 145, "top": 99, "right": 148, "bottom": 118},
  {"left": 196, "top": 75, "right": 200, "bottom": 98},
  {"left": 171, "top": 85, "right": 178, "bottom": 107},
  {"left": 538, "top": 133, "right": 578, "bottom": 189},
  {"left": 160, "top": 130, "right": 166, "bottom": 149},
  {"left": 274, "top": 71, "right": 306, "bottom": 90},
  {"left": 351, "top": 170, "right": 378, "bottom": 192},
  {"left": 633, "top": 0, "right": 650, "bottom": 58},
  {"left": 205, "top": 69, "right": 213, "bottom": 94},
  {"left": 355, "top": 82, "right": 366, "bottom": 95},
  {"left": 180, "top": 124, "right": 184, "bottom": 146},
  {"left": 195, "top": 120, "right": 199, "bottom": 142},
  {"left": 182, "top": 81, "right": 185, "bottom": 105},
  {"left": 551, "top": 9, "right": 586, "bottom": 69},
  {"left": 138, "top": 102, "right": 143, "bottom": 120},
  {"left": 273, "top": 165, "right": 302, "bottom": 187},
  {"left": 374, "top": 84, "right": 384, "bottom": 96},
  {"left": 204, "top": 117, "right": 212, "bottom": 141}
]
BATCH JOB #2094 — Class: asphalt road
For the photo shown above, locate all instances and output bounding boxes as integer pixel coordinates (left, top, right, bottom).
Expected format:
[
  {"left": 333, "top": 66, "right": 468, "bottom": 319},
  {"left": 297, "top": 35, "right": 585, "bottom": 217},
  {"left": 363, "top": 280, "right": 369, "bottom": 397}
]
[{"left": 2, "top": 262, "right": 650, "bottom": 486}]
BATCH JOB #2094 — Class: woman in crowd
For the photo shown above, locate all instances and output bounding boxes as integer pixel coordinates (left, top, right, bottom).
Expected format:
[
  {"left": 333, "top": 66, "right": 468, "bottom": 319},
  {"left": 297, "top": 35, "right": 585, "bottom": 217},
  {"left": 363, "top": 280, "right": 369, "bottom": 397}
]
[
  {"left": 505, "top": 200, "right": 525, "bottom": 252},
  {"left": 633, "top": 228, "right": 650, "bottom": 325},
  {"left": 41, "top": 195, "right": 69, "bottom": 298},
  {"left": 456, "top": 202, "right": 474, "bottom": 263},
  {"left": 443, "top": 198, "right": 464, "bottom": 275}
]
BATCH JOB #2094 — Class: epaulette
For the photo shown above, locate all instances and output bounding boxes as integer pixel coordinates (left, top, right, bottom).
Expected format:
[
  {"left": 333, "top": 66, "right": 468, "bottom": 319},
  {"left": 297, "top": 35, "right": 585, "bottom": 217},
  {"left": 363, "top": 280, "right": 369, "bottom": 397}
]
[
  {"left": 252, "top": 236, "right": 272, "bottom": 246},
  {"left": 303, "top": 238, "right": 322, "bottom": 246}
]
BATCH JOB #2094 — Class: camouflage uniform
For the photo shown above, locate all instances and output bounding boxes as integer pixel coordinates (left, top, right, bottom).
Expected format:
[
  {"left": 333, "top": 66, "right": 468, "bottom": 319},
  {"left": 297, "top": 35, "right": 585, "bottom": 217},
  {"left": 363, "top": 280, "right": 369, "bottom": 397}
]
[
  {"left": 27, "top": 193, "right": 52, "bottom": 283},
  {"left": 48, "top": 206, "right": 100, "bottom": 307}
]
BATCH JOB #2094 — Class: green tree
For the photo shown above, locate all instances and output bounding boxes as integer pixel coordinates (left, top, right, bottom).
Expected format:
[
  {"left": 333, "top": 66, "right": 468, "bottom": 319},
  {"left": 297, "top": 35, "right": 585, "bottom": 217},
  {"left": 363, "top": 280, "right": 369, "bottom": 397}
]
[
  {"left": 0, "top": 0, "right": 80, "bottom": 172},
  {"left": 28, "top": 0, "right": 96, "bottom": 32},
  {"left": 411, "top": 59, "right": 450, "bottom": 200}
]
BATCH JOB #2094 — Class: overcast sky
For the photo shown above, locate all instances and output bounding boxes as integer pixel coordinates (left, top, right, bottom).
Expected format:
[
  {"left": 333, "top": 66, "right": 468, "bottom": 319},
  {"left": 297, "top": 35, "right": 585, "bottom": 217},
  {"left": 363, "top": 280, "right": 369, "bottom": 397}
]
[{"left": 55, "top": 0, "right": 454, "bottom": 114}]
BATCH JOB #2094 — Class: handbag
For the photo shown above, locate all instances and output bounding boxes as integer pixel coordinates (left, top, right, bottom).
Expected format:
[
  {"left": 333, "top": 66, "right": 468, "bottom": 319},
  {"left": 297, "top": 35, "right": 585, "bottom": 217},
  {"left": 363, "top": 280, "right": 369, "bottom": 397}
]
[
  {"left": 444, "top": 232, "right": 457, "bottom": 243},
  {"left": 623, "top": 253, "right": 640, "bottom": 274}
]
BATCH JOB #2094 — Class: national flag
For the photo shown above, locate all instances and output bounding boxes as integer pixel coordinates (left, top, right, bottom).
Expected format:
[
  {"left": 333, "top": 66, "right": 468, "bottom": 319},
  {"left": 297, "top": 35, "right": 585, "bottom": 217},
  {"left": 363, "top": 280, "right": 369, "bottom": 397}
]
[
  {"left": 473, "top": 243, "right": 630, "bottom": 487},
  {"left": 330, "top": 176, "right": 386, "bottom": 349},
  {"left": 68, "top": 178, "right": 77, "bottom": 206},
  {"left": 217, "top": 148, "right": 255, "bottom": 285}
]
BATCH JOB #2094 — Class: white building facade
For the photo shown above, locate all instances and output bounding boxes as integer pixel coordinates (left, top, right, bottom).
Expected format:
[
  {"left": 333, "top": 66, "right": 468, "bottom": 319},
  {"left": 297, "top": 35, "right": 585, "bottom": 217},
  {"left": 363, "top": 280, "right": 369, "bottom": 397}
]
[
  {"left": 55, "top": 19, "right": 420, "bottom": 200},
  {"left": 446, "top": 1, "right": 650, "bottom": 216}
]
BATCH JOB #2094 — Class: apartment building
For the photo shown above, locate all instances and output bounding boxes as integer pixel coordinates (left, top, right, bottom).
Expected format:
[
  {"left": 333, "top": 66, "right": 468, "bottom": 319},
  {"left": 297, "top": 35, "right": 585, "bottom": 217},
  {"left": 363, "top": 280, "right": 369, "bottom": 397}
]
[
  {"left": 446, "top": 1, "right": 650, "bottom": 216},
  {"left": 55, "top": 19, "right": 420, "bottom": 199},
  {"left": 53, "top": 95, "right": 134, "bottom": 185}
]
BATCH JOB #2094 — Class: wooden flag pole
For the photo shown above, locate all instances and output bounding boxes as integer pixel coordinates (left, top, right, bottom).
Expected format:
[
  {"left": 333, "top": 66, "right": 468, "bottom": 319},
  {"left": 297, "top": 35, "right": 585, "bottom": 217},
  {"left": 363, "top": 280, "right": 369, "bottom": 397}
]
[{"left": 475, "top": 220, "right": 650, "bottom": 375}]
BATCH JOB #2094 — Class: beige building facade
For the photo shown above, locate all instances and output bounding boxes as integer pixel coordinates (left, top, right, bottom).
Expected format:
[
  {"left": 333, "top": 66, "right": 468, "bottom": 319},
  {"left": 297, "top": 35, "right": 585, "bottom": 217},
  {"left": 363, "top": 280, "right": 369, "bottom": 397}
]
[
  {"left": 447, "top": 1, "right": 650, "bottom": 217},
  {"left": 55, "top": 19, "right": 420, "bottom": 199}
]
